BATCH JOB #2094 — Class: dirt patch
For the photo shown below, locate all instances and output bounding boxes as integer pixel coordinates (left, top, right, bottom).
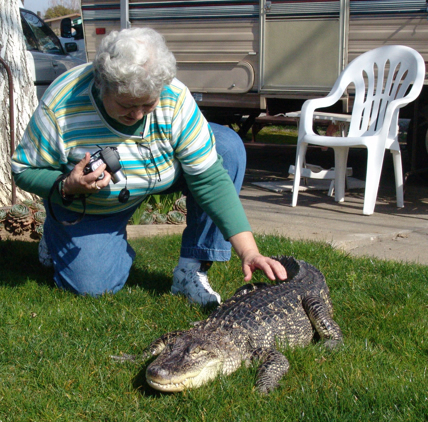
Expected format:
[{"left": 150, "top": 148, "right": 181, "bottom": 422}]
[{"left": 0, "top": 228, "right": 39, "bottom": 242}]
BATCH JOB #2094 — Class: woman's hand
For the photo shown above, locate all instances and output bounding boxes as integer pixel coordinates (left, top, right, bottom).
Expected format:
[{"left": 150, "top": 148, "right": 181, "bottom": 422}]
[
  {"left": 229, "top": 232, "right": 288, "bottom": 282},
  {"left": 63, "top": 153, "right": 112, "bottom": 195}
]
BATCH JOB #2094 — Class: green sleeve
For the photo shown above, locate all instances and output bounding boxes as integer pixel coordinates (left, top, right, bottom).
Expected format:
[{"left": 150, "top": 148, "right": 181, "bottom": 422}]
[
  {"left": 183, "top": 155, "right": 252, "bottom": 240},
  {"left": 13, "top": 168, "right": 64, "bottom": 203}
]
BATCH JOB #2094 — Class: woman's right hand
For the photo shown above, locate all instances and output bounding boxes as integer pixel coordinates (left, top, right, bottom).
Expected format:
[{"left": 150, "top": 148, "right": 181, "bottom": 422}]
[{"left": 63, "top": 153, "right": 112, "bottom": 195}]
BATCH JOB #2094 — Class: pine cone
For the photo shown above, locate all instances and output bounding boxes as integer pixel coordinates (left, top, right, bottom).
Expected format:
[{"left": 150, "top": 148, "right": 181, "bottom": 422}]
[
  {"left": 22, "top": 199, "right": 44, "bottom": 213},
  {"left": 33, "top": 211, "right": 46, "bottom": 226},
  {"left": 34, "top": 224, "right": 44, "bottom": 238},
  {"left": 0, "top": 208, "right": 7, "bottom": 231},
  {"left": 174, "top": 196, "right": 187, "bottom": 214},
  {"left": 139, "top": 211, "right": 155, "bottom": 225},
  {"left": 167, "top": 210, "right": 186, "bottom": 225},
  {"left": 0, "top": 208, "right": 7, "bottom": 223},
  {"left": 154, "top": 213, "right": 168, "bottom": 224},
  {"left": 5, "top": 204, "right": 33, "bottom": 234},
  {"left": 140, "top": 202, "right": 153, "bottom": 213}
]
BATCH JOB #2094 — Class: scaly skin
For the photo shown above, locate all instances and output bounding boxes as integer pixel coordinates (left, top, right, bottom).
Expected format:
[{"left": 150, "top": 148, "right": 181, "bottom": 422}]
[{"left": 144, "top": 256, "right": 343, "bottom": 394}]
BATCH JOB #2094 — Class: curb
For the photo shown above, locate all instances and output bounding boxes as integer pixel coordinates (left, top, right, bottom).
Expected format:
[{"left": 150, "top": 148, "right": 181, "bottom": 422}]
[{"left": 126, "top": 224, "right": 185, "bottom": 239}]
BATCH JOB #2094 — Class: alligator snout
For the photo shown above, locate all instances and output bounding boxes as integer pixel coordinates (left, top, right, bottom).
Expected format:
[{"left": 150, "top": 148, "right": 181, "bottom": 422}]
[{"left": 146, "top": 364, "right": 170, "bottom": 379}]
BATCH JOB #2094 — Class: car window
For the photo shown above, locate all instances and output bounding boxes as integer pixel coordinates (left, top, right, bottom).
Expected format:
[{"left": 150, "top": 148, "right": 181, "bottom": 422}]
[
  {"left": 20, "top": 9, "right": 65, "bottom": 55},
  {"left": 21, "top": 15, "right": 38, "bottom": 51}
]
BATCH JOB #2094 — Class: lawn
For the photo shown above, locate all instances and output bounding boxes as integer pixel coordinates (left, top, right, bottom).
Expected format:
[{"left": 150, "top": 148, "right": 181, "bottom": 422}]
[
  {"left": 239, "top": 123, "right": 299, "bottom": 146},
  {"left": 0, "top": 234, "right": 427, "bottom": 421}
]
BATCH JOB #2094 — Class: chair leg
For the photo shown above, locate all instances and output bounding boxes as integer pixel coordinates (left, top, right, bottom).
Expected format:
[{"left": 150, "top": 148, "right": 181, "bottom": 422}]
[
  {"left": 291, "top": 142, "right": 308, "bottom": 207},
  {"left": 391, "top": 150, "right": 404, "bottom": 208},
  {"left": 362, "top": 146, "right": 384, "bottom": 215},
  {"left": 332, "top": 147, "right": 349, "bottom": 203}
]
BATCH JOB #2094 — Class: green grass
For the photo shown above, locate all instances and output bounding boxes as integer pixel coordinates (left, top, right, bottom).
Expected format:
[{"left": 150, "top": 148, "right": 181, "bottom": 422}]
[
  {"left": 239, "top": 124, "right": 299, "bottom": 145},
  {"left": 0, "top": 234, "right": 427, "bottom": 421}
]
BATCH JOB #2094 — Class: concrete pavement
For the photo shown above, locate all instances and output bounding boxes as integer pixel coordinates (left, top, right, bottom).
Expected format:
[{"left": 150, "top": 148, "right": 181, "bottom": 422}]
[
  {"left": 127, "top": 144, "right": 428, "bottom": 266},
  {"left": 241, "top": 144, "right": 428, "bottom": 265},
  {"left": 240, "top": 178, "right": 428, "bottom": 265}
]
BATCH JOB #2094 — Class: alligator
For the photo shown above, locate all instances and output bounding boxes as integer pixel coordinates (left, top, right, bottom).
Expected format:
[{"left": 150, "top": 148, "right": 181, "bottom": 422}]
[{"left": 131, "top": 256, "right": 343, "bottom": 394}]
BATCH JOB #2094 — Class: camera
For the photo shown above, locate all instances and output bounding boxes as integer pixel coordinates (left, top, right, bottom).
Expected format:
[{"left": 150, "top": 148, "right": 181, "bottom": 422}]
[{"left": 83, "top": 146, "right": 126, "bottom": 184}]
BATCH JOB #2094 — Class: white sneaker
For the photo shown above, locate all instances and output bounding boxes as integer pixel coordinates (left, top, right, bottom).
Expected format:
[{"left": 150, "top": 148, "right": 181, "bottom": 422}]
[
  {"left": 38, "top": 235, "right": 53, "bottom": 268},
  {"left": 171, "top": 262, "right": 221, "bottom": 306}
]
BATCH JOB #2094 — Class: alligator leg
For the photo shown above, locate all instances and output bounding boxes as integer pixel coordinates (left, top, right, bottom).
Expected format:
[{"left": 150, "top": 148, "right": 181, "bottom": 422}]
[
  {"left": 253, "top": 348, "right": 290, "bottom": 394},
  {"left": 302, "top": 295, "right": 343, "bottom": 349}
]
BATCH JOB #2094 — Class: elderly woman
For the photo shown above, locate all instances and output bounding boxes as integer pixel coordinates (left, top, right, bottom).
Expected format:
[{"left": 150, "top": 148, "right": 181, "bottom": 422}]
[{"left": 12, "top": 28, "right": 286, "bottom": 305}]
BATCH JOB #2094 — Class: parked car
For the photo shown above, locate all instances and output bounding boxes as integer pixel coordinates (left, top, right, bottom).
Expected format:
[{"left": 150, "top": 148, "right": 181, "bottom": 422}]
[
  {"left": 20, "top": 7, "right": 85, "bottom": 100},
  {"left": 58, "top": 16, "right": 86, "bottom": 62}
]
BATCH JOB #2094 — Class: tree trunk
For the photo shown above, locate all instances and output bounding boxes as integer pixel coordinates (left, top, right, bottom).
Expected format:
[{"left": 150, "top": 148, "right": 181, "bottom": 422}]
[{"left": 0, "top": 0, "right": 38, "bottom": 207}]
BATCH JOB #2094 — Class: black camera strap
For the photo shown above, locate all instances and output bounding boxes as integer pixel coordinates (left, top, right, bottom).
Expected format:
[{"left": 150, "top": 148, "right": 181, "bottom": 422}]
[{"left": 47, "top": 173, "right": 87, "bottom": 226}]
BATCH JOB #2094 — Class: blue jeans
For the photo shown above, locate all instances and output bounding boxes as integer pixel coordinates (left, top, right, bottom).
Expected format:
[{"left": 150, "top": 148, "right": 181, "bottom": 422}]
[{"left": 43, "top": 123, "right": 247, "bottom": 296}]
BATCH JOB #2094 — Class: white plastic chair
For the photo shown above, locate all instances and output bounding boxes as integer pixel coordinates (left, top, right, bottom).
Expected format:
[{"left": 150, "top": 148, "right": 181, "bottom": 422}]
[{"left": 291, "top": 45, "right": 425, "bottom": 215}]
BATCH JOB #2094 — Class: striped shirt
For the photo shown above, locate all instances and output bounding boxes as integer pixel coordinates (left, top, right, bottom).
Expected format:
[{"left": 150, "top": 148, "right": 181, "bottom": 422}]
[{"left": 12, "top": 63, "right": 218, "bottom": 214}]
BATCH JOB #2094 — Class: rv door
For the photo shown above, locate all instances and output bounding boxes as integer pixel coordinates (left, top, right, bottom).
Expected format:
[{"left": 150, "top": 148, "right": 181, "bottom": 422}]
[{"left": 259, "top": 0, "right": 349, "bottom": 95}]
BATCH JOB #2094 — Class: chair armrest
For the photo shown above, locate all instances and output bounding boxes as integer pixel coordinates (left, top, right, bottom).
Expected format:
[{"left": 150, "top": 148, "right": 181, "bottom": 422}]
[
  {"left": 299, "top": 91, "right": 346, "bottom": 138},
  {"left": 298, "top": 62, "right": 359, "bottom": 139}
]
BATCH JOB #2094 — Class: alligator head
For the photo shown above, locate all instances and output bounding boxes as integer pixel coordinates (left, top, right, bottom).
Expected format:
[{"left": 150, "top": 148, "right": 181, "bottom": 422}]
[{"left": 146, "top": 330, "right": 240, "bottom": 392}]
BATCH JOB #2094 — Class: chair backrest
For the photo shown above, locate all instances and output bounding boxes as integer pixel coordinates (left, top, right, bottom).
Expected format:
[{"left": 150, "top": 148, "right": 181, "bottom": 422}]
[{"left": 338, "top": 45, "right": 425, "bottom": 138}]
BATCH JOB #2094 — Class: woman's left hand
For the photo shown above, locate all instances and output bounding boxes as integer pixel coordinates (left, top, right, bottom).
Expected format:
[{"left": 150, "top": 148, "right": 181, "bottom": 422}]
[{"left": 229, "top": 232, "right": 288, "bottom": 282}]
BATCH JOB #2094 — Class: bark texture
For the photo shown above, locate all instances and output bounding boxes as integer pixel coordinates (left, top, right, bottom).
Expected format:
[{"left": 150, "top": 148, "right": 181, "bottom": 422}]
[{"left": 0, "top": 0, "right": 38, "bottom": 206}]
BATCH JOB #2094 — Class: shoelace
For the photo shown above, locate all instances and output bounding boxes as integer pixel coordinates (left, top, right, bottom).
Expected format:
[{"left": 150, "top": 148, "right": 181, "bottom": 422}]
[{"left": 191, "top": 268, "right": 215, "bottom": 294}]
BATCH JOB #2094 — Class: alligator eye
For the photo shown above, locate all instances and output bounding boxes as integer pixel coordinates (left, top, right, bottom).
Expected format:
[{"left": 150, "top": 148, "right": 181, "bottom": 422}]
[{"left": 188, "top": 346, "right": 205, "bottom": 355}]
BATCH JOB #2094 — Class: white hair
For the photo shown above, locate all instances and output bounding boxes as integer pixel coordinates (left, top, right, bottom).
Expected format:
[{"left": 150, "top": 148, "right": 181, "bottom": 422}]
[{"left": 93, "top": 27, "right": 176, "bottom": 99}]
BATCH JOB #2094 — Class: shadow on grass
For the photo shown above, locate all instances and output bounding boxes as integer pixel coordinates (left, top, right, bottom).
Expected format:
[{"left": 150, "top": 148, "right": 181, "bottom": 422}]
[
  {"left": 126, "top": 266, "right": 173, "bottom": 296},
  {"left": 132, "top": 364, "right": 167, "bottom": 397},
  {"left": 0, "top": 238, "right": 173, "bottom": 297},
  {"left": 130, "top": 354, "right": 179, "bottom": 397},
  {"left": 0, "top": 240, "right": 55, "bottom": 288}
]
